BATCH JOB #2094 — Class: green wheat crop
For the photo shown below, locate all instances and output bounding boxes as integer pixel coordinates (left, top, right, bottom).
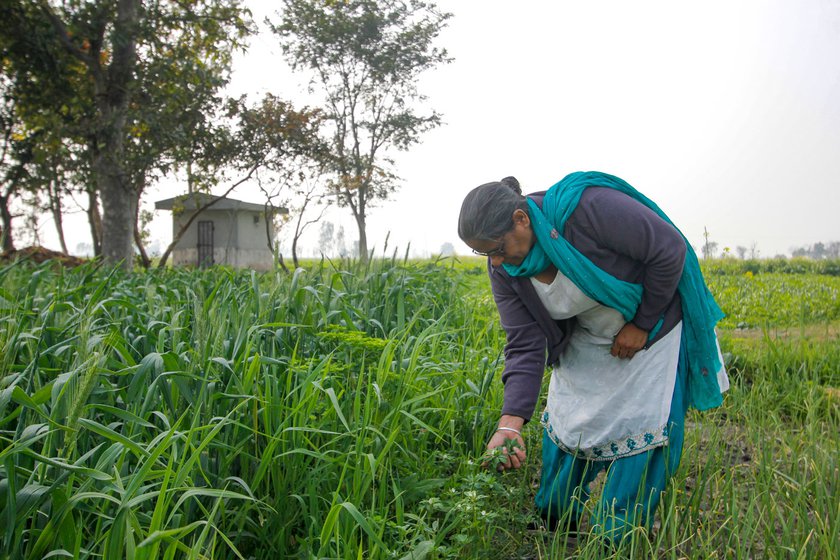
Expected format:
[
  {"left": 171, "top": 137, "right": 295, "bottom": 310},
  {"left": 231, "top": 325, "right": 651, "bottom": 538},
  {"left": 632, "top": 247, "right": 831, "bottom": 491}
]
[{"left": 0, "top": 257, "right": 837, "bottom": 559}]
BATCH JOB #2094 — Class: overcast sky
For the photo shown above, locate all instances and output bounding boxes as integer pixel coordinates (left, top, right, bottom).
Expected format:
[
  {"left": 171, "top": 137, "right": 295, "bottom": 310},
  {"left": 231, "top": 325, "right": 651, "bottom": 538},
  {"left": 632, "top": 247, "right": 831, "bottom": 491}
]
[{"left": 52, "top": 0, "right": 840, "bottom": 258}]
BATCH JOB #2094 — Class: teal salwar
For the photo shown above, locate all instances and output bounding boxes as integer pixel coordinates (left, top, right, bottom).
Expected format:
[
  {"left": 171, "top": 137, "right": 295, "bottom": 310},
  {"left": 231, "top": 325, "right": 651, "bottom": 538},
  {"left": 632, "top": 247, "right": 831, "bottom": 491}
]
[{"left": 535, "top": 338, "right": 689, "bottom": 543}]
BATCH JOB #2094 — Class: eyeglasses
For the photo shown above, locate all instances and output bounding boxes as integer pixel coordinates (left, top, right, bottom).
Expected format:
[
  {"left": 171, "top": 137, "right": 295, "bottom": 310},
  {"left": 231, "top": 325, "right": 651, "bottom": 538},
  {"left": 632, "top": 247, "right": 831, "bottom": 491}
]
[{"left": 471, "top": 239, "right": 506, "bottom": 257}]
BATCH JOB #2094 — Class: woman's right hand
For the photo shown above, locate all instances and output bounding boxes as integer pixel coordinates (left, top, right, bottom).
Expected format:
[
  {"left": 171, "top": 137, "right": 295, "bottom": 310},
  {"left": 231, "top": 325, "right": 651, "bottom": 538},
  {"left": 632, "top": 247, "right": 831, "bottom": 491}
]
[{"left": 482, "top": 416, "right": 527, "bottom": 472}]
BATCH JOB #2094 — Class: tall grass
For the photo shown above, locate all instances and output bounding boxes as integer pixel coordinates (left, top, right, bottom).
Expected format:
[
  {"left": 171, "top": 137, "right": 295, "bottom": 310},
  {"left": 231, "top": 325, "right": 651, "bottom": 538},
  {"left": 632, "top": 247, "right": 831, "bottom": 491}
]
[{"left": 0, "top": 257, "right": 837, "bottom": 559}]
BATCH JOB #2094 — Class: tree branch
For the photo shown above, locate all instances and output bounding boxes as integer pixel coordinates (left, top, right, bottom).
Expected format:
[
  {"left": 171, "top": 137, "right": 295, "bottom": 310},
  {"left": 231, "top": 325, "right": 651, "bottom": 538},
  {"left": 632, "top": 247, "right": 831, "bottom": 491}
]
[{"left": 35, "top": 0, "right": 96, "bottom": 67}]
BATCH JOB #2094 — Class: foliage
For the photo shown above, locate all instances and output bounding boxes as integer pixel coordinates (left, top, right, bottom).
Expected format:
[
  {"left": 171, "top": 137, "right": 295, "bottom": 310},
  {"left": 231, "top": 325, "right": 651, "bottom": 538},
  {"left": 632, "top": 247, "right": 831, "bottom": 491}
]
[
  {"left": 480, "top": 437, "right": 522, "bottom": 471},
  {"left": 790, "top": 240, "right": 840, "bottom": 259},
  {"left": 271, "top": 0, "right": 452, "bottom": 259},
  {"left": 0, "top": 257, "right": 836, "bottom": 558},
  {"left": 707, "top": 272, "right": 840, "bottom": 329},
  {"left": 701, "top": 257, "right": 840, "bottom": 277},
  {"left": 0, "top": 0, "right": 257, "bottom": 267},
  {"left": 156, "top": 95, "right": 325, "bottom": 269},
  {"left": 0, "top": 78, "right": 26, "bottom": 253}
]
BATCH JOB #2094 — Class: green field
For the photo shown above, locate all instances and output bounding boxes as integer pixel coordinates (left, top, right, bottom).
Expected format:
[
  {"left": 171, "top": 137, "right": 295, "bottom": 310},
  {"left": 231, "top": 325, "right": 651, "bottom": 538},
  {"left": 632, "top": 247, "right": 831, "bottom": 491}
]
[{"left": 1, "top": 257, "right": 838, "bottom": 559}]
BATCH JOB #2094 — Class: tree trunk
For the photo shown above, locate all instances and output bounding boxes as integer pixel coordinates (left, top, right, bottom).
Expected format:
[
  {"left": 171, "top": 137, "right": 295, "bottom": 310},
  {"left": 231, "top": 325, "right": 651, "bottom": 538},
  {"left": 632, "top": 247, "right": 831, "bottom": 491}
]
[
  {"left": 0, "top": 190, "right": 15, "bottom": 254},
  {"left": 86, "top": 186, "right": 103, "bottom": 256},
  {"left": 275, "top": 252, "right": 289, "bottom": 273},
  {"left": 92, "top": 0, "right": 140, "bottom": 270},
  {"left": 264, "top": 206, "right": 289, "bottom": 273},
  {"left": 341, "top": 186, "right": 368, "bottom": 261},
  {"left": 91, "top": 93, "right": 136, "bottom": 267},
  {"left": 39, "top": 0, "right": 140, "bottom": 266},
  {"left": 98, "top": 176, "right": 137, "bottom": 268},
  {"left": 157, "top": 239, "right": 174, "bottom": 269},
  {"left": 49, "top": 179, "right": 69, "bottom": 254},
  {"left": 350, "top": 180, "right": 368, "bottom": 261},
  {"left": 133, "top": 201, "right": 150, "bottom": 269},
  {"left": 355, "top": 210, "right": 367, "bottom": 261},
  {"left": 93, "top": 97, "right": 136, "bottom": 268},
  {"left": 291, "top": 234, "right": 299, "bottom": 268}
]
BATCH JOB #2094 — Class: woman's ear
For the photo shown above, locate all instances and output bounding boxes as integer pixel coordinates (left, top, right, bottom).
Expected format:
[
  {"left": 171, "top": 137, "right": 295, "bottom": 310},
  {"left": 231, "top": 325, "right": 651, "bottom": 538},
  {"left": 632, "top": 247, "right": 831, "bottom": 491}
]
[{"left": 512, "top": 208, "right": 530, "bottom": 228}]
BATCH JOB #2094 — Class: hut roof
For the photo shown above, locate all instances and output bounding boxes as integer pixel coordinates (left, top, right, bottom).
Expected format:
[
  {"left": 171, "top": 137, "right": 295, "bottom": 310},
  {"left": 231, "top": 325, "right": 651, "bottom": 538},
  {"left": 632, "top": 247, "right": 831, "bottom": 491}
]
[{"left": 155, "top": 193, "right": 287, "bottom": 214}]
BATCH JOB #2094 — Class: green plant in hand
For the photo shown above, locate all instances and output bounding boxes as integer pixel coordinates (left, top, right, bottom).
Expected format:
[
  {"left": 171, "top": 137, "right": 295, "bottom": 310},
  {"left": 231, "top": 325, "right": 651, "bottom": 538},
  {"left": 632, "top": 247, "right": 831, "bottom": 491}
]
[{"left": 481, "top": 437, "right": 522, "bottom": 470}]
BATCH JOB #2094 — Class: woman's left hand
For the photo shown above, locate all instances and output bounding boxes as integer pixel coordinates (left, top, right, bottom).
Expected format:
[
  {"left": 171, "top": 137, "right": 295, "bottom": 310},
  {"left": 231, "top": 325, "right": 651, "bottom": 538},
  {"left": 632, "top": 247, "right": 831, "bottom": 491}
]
[{"left": 611, "top": 323, "right": 648, "bottom": 359}]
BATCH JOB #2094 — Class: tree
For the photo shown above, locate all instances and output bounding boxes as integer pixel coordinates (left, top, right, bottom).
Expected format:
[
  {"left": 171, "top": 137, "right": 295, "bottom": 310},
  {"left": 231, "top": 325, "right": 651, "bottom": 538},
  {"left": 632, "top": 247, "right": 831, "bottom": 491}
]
[
  {"left": 284, "top": 170, "right": 331, "bottom": 267},
  {"left": 790, "top": 240, "right": 839, "bottom": 260},
  {"left": 812, "top": 242, "right": 826, "bottom": 260},
  {"left": 0, "top": 76, "right": 25, "bottom": 253},
  {"left": 0, "top": 87, "right": 54, "bottom": 255},
  {"left": 36, "top": 0, "right": 142, "bottom": 268},
  {"left": 155, "top": 93, "right": 323, "bottom": 269},
  {"left": 125, "top": 4, "right": 255, "bottom": 265},
  {"left": 701, "top": 227, "right": 718, "bottom": 260},
  {"left": 272, "top": 0, "right": 451, "bottom": 260},
  {"left": 318, "top": 221, "right": 335, "bottom": 257},
  {"left": 335, "top": 225, "right": 347, "bottom": 257},
  {"left": 0, "top": 8, "right": 68, "bottom": 254},
  {"left": 2, "top": 0, "right": 253, "bottom": 268},
  {"left": 1, "top": 1, "right": 116, "bottom": 257},
  {"left": 702, "top": 241, "right": 719, "bottom": 260}
]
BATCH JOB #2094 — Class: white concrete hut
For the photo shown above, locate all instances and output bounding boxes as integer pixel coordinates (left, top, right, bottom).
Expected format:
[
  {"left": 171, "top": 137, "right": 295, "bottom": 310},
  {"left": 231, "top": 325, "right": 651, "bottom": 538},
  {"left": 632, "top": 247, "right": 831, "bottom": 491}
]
[{"left": 155, "top": 193, "right": 286, "bottom": 270}]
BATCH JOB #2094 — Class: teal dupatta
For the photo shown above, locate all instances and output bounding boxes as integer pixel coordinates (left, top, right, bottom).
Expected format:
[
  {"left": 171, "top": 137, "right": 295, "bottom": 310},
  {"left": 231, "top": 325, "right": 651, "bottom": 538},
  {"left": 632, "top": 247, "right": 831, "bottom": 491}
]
[{"left": 503, "top": 171, "right": 725, "bottom": 411}]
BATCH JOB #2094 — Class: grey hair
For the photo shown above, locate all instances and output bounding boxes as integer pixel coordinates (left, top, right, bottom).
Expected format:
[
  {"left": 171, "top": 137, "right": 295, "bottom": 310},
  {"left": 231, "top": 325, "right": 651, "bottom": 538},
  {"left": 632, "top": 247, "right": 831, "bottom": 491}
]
[{"left": 458, "top": 176, "right": 528, "bottom": 242}]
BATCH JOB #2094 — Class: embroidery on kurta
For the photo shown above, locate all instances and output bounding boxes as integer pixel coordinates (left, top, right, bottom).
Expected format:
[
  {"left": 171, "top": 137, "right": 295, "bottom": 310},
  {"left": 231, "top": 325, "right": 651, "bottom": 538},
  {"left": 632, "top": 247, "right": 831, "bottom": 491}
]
[{"left": 541, "top": 410, "right": 670, "bottom": 461}]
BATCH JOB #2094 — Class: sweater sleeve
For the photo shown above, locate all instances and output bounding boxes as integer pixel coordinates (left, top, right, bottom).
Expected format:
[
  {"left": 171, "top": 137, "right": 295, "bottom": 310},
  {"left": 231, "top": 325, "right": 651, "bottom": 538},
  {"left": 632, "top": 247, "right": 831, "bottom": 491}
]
[
  {"left": 574, "top": 188, "right": 687, "bottom": 331},
  {"left": 488, "top": 263, "right": 546, "bottom": 421}
]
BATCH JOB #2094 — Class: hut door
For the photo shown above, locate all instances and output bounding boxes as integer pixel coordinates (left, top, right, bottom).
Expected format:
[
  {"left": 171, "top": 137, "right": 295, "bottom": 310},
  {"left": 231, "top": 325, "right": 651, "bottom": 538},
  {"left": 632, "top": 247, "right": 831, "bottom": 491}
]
[{"left": 197, "top": 221, "right": 214, "bottom": 267}]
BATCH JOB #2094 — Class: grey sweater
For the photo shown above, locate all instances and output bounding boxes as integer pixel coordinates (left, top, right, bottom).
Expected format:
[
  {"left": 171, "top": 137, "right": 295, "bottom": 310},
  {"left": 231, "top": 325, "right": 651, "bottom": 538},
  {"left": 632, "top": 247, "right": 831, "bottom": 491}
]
[{"left": 489, "top": 187, "right": 687, "bottom": 421}]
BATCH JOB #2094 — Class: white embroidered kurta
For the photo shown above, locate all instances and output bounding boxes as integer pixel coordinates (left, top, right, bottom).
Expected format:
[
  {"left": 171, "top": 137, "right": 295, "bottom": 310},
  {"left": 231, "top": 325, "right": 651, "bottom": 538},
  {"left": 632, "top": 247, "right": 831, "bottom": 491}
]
[{"left": 531, "top": 270, "right": 682, "bottom": 461}]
